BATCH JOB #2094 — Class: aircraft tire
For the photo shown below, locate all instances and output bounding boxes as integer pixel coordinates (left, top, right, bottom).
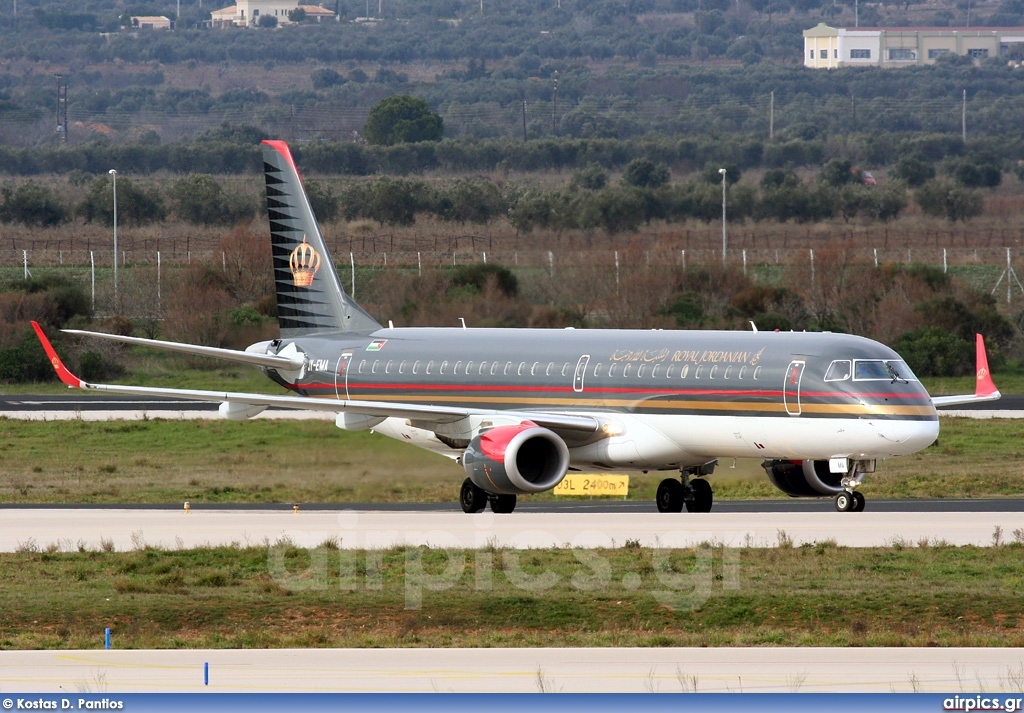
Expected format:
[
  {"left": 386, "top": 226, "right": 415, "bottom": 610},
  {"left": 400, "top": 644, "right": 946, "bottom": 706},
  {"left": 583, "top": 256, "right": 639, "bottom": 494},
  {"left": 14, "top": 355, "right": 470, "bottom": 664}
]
[
  {"left": 685, "top": 478, "right": 713, "bottom": 513},
  {"left": 834, "top": 491, "right": 854, "bottom": 512},
  {"left": 656, "top": 478, "right": 684, "bottom": 513},
  {"left": 460, "top": 478, "right": 487, "bottom": 513},
  {"left": 490, "top": 494, "right": 517, "bottom": 514},
  {"left": 852, "top": 491, "right": 866, "bottom": 512}
]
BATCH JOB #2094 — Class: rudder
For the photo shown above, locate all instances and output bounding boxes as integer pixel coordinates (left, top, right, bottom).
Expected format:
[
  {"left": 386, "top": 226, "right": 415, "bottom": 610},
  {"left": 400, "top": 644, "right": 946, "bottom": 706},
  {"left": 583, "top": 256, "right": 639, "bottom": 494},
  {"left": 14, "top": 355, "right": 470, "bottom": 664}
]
[{"left": 262, "top": 140, "right": 380, "bottom": 337}]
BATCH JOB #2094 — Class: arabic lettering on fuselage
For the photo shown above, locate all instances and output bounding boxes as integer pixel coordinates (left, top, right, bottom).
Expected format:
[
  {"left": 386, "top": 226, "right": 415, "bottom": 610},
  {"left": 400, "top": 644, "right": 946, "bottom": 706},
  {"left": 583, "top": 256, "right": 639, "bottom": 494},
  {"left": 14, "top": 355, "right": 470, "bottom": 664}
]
[{"left": 609, "top": 346, "right": 765, "bottom": 366}]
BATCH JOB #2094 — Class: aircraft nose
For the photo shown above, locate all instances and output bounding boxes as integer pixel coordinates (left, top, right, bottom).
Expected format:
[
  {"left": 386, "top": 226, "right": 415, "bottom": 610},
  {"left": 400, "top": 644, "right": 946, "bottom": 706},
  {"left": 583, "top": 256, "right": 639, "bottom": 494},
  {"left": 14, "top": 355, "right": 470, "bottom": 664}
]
[{"left": 877, "top": 418, "right": 939, "bottom": 455}]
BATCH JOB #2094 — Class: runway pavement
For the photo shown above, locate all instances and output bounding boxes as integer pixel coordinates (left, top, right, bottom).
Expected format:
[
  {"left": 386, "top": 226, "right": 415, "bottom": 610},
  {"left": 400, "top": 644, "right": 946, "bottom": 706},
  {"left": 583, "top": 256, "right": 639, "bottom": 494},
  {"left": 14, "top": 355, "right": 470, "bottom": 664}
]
[
  {"left": 2, "top": 508, "right": 1021, "bottom": 551},
  {"left": 2, "top": 647, "right": 1023, "bottom": 692}
]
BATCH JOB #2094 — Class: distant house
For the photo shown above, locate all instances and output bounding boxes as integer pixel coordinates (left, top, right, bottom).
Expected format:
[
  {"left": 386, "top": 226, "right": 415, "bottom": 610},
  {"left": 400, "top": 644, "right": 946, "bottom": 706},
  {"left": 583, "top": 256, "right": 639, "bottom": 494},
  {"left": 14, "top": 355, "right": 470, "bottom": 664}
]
[
  {"left": 132, "top": 15, "right": 172, "bottom": 29},
  {"left": 804, "top": 22, "right": 1024, "bottom": 68},
  {"left": 210, "top": 0, "right": 335, "bottom": 26}
]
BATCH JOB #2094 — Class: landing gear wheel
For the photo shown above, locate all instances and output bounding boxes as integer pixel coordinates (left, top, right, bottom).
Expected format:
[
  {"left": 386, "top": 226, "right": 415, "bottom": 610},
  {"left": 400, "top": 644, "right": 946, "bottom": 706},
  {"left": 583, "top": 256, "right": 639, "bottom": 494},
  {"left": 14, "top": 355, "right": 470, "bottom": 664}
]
[
  {"left": 852, "top": 491, "right": 866, "bottom": 512},
  {"left": 834, "top": 491, "right": 854, "bottom": 512},
  {"left": 460, "top": 478, "right": 487, "bottom": 514},
  {"left": 656, "top": 478, "right": 684, "bottom": 513},
  {"left": 686, "top": 478, "right": 714, "bottom": 513},
  {"left": 490, "top": 494, "right": 517, "bottom": 514}
]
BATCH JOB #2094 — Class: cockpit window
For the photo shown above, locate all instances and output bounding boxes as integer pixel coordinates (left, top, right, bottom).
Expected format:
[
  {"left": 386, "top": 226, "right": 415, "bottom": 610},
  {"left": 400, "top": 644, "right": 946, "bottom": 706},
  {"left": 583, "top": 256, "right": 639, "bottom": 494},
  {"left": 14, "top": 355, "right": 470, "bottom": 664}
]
[
  {"left": 825, "top": 360, "right": 851, "bottom": 382},
  {"left": 854, "top": 359, "right": 917, "bottom": 382}
]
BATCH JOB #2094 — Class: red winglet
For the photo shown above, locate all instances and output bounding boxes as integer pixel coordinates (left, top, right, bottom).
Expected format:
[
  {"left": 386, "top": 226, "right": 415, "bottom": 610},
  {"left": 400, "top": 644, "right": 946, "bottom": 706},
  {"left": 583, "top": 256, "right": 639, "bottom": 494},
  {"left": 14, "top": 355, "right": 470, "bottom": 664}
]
[
  {"left": 975, "top": 334, "right": 998, "bottom": 398},
  {"left": 31, "top": 321, "right": 84, "bottom": 388}
]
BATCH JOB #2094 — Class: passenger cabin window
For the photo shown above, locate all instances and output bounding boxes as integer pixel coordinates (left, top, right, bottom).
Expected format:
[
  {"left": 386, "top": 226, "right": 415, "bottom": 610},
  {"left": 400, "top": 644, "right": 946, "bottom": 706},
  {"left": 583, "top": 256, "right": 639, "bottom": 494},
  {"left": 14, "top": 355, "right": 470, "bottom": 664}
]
[
  {"left": 637, "top": 365, "right": 646, "bottom": 378},
  {"left": 825, "top": 360, "right": 852, "bottom": 382},
  {"left": 399, "top": 361, "right": 407, "bottom": 375},
  {"left": 709, "top": 366, "right": 719, "bottom": 379},
  {"left": 504, "top": 362, "right": 513, "bottom": 376},
  {"left": 562, "top": 363, "right": 570, "bottom": 377},
  {"left": 491, "top": 363, "right": 499, "bottom": 376},
  {"left": 652, "top": 365, "right": 661, "bottom": 378},
  {"left": 441, "top": 360, "right": 449, "bottom": 374},
  {"left": 385, "top": 360, "right": 393, "bottom": 374},
  {"left": 753, "top": 366, "right": 762, "bottom": 380},
  {"left": 465, "top": 361, "right": 473, "bottom": 374},
  {"left": 623, "top": 364, "right": 633, "bottom": 378},
  {"left": 454, "top": 361, "right": 462, "bottom": 375},
  {"left": 666, "top": 365, "right": 675, "bottom": 378},
  {"left": 695, "top": 365, "right": 704, "bottom": 379},
  {"left": 531, "top": 362, "right": 539, "bottom": 376},
  {"left": 546, "top": 362, "right": 555, "bottom": 376},
  {"left": 371, "top": 360, "right": 379, "bottom": 374},
  {"left": 738, "top": 366, "right": 746, "bottom": 380},
  {"left": 724, "top": 366, "right": 732, "bottom": 379},
  {"left": 426, "top": 361, "right": 434, "bottom": 375},
  {"left": 412, "top": 361, "right": 421, "bottom": 374},
  {"left": 478, "top": 362, "right": 487, "bottom": 375},
  {"left": 608, "top": 364, "right": 617, "bottom": 378},
  {"left": 357, "top": 360, "right": 367, "bottom": 374},
  {"left": 593, "top": 363, "right": 603, "bottom": 378},
  {"left": 680, "top": 365, "right": 689, "bottom": 379}
]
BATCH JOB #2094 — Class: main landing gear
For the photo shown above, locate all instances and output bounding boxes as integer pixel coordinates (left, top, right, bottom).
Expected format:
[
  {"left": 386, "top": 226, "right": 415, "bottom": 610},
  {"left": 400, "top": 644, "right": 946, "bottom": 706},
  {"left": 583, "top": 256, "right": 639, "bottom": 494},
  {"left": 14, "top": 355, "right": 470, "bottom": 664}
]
[
  {"left": 460, "top": 478, "right": 517, "bottom": 514},
  {"left": 834, "top": 490, "right": 865, "bottom": 512},
  {"left": 656, "top": 466, "right": 715, "bottom": 513}
]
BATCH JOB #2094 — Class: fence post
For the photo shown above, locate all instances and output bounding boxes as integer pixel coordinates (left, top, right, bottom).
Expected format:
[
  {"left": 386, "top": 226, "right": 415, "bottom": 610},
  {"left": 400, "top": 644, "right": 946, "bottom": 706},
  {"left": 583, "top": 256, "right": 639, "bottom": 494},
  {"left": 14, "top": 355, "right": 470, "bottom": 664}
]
[
  {"left": 350, "top": 251, "right": 355, "bottom": 298},
  {"left": 90, "top": 251, "right": 95, "bottom": 312},
  {"left": 614, "top": 250, "right": 620, "bottom": 290},
  {"left": 417, "top": 251, "right": 422, "bottom": 277},
  {"left": 548, "top": 250, "right": 554, "bottom": 279},
  {"left": 157, "top": 251, "right": 162, "bottom": 310}
]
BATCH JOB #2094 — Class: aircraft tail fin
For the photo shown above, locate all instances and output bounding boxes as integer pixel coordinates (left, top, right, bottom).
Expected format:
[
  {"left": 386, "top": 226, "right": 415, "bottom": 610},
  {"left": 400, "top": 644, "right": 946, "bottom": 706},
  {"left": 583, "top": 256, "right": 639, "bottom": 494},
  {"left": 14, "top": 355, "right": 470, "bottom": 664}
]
[{"left": 261, "top": 140, "right": 381, "bottom": 337}]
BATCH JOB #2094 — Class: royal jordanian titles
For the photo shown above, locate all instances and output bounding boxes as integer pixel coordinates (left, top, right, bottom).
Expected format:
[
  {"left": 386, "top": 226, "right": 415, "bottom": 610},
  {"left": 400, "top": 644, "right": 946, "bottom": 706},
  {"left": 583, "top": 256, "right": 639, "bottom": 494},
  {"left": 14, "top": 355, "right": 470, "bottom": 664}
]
[{"left": 33, "top": 141, "right": 1001, "bottom": 514}]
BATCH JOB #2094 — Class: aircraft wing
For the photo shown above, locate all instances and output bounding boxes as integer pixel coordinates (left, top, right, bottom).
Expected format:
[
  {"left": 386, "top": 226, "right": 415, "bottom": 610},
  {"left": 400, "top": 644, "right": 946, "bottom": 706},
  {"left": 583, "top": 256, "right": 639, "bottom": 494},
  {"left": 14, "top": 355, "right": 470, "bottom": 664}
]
[
  {"left": 33, "top": 322, "right": 600, "bottom": 434},
  {"left": 930, "top": 334, "right": 1001, "bottom": 407}
]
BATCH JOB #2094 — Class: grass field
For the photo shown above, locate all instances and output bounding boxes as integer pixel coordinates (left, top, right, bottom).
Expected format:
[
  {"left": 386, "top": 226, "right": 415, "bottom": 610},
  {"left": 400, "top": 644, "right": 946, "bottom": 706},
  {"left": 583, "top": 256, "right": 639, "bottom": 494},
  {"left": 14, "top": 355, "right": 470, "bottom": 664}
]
[
  {"left": 0, "top": 416, "right": 1022, "bottom": 504},
  {"left": 2, "top": 542, "right": 1023, "bottom": 650}
]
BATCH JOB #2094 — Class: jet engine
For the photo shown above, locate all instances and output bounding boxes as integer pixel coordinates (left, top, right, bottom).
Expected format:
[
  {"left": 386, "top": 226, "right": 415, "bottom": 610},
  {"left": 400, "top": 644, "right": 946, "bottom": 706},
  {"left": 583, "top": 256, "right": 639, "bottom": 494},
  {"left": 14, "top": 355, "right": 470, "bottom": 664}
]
[
  {"left": 762, "top": 459, "right": 845, "bottom": 497},
  {"left": 462, "top": 422, "right": 570, "bottom": 495}
]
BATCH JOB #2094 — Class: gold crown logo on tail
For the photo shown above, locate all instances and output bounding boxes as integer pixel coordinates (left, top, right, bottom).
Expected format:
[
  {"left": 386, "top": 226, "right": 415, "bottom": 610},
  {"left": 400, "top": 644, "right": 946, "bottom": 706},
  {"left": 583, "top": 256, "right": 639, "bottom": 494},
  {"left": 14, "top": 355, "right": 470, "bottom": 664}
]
[{"left": 289, "top": 235, "right": 321, "bottom": 287}]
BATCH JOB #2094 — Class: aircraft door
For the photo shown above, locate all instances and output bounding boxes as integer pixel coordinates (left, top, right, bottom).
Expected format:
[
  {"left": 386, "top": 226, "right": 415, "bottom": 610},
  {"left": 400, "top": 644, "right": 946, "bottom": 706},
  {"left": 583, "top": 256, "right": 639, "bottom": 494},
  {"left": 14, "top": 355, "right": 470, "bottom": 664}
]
[
  {"left": 784, "top": 360, "right": 805, "bottom": 416},
  {"left": 573, "top": 355, "right": 590, "bottom": 393},
  {"left": 336, "top": 352, "right": 353, "bottom": 400}
]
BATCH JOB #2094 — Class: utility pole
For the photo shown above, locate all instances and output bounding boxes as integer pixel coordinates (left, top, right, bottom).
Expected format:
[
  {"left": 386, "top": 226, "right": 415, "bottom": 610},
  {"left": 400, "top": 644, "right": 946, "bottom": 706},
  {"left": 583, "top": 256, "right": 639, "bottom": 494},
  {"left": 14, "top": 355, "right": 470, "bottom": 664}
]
[
  {"left": 55, "top": 74, "right": 67, "bottom": 143},
  {"left": 962, "top": 89, "right": 967, "bottom": 143},
  {"left": 109, "top": 169, "right": 118, "bottom": 308},
  {"left": 551, "top": 71, "right": 558, "bottom": 135},
  {"left": 769, "top": 90, "right": 774, "bottom": 140},
  {"left": 719, "top": 168, "right": 727, "bottom": 265}
]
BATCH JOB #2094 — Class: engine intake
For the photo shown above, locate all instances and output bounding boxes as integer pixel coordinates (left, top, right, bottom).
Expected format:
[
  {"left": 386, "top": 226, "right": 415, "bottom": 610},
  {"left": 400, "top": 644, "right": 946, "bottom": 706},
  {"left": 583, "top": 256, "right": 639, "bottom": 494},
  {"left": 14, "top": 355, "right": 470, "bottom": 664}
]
[
  {"left": 762, "top": 459, "right": 845, "bottom": 497},
  {"left": 463, "top": 422, "right": 570, "bottom": 495}
]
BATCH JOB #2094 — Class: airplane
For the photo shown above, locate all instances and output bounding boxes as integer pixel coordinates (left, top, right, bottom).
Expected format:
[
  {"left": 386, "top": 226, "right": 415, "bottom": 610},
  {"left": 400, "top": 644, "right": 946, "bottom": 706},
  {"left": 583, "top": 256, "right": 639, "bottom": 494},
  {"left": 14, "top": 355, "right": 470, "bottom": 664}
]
[{"left": 32, "top": 140, "right": 1001, "bottom": 514}]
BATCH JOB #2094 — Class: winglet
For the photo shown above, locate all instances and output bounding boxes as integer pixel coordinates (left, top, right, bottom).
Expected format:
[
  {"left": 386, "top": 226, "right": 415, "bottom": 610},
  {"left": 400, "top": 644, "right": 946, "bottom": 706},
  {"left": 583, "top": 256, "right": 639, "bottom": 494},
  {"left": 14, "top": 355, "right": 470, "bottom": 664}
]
[
  {"left": 31, "top": 321, "right": 85, "bottom": 389},
  {"left": 975, "top": 333, "right": 999, "bottom": 399}
]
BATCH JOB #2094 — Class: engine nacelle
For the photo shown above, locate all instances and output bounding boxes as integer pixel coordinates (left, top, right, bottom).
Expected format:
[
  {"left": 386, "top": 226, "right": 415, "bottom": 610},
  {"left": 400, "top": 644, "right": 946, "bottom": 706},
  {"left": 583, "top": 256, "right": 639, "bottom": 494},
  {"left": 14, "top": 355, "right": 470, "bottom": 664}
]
[
  {"left": 462, "top": 422, "right": 570, "bottom": 495},
  {"left": 219, "top": 402, "right": 268, "bottom": 421},
  {"left": 762, "top": 459, "right": 845, "bottom": 497}
]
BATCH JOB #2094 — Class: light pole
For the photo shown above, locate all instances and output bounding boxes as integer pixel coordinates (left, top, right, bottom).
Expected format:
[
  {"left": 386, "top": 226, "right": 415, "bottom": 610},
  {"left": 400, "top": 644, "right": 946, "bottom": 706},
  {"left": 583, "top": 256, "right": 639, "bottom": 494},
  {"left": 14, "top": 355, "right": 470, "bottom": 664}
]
[
  {"left": 719, "top": 168, "right": 727, "bottom": 264},
  {"left": 108, "top": 169, "right": 118, "bottom": 306}
]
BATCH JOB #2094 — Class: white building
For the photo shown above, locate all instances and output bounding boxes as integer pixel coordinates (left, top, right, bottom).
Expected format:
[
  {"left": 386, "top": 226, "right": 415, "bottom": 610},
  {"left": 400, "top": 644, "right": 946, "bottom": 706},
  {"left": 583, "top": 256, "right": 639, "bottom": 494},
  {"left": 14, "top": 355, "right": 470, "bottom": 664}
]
[
  {"left": 132, "top": 15, "right": 172, "bottom": 29},
  {"left": 804, "top": 23, "right": 1024, "bottom": 68},
  {"left": 211, "top": 0, "right": 335, "bottom": 27}
]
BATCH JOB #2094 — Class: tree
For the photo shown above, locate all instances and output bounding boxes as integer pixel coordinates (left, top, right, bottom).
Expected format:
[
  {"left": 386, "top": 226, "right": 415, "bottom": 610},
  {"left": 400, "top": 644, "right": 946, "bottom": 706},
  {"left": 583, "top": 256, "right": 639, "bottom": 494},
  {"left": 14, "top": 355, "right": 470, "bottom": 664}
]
[
  {"left": 621, "top": 158, "right": 670, "bottom": 188},
  {"left": 170, "top": 174, "right": 253, "bottom": 226},
  {"left": 77, "top": 175, "right": 166, "bottom": 227},
  {"left": 288, "top": 7, "right": 306, "bottom": 22},
  {"left": 435, "top": 179, "right": 504, "bottom": 225},
  {"left": 311, "top": 68, "right": 345, "bottom": 89},
  {"left": 257, "top": 14, "right": 278, "bottom": 27},
  {"left": 0, "top": 181, "right": 68, "bottom": 226},
  {"left": 363, "top": 95, "right": 444, "bottom": 146},
  {"left": 819, "top": 158, "right": 861, "bottom": 187},
  {"left": 892, "top": 154, "right": 935, "bottom": 187},
  {"left": 571, "top": 163, "right": 608, "bottom": 191},
  {"left": 914, "top": 180, "right": 983, "bottom": 222}
]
